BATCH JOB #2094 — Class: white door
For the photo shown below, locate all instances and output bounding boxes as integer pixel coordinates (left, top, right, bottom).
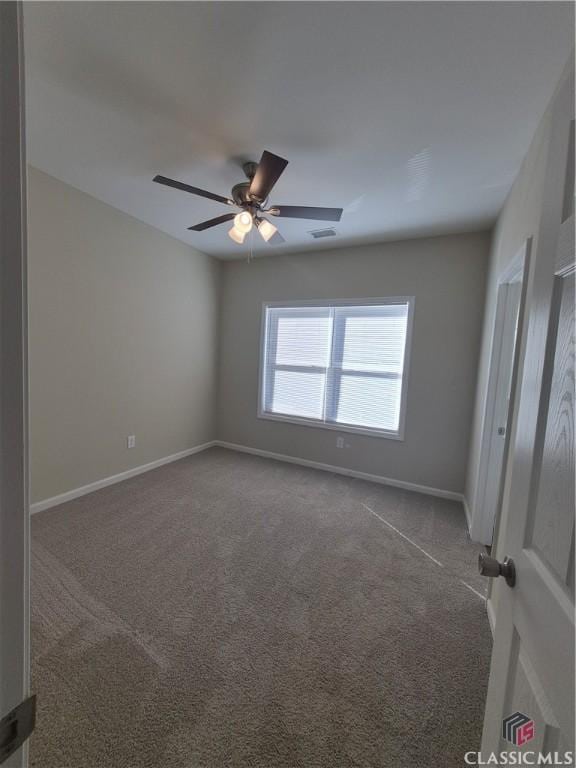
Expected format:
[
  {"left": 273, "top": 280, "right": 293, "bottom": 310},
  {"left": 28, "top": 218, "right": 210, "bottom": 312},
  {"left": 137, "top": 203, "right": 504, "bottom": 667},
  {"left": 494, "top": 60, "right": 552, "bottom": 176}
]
[
  {"left": 0, "top": 3, "right": 31, "bottom": 767},
  {"left": 480, "top": 72, "right": 575, "bottom": 764}
]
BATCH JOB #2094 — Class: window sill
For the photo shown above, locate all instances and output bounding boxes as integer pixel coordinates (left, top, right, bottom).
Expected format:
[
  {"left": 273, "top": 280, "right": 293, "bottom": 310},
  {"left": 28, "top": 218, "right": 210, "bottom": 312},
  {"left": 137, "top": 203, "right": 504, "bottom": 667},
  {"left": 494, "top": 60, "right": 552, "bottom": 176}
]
[{"left": 257, "top": 410, "right": 405, "bottom": 441}]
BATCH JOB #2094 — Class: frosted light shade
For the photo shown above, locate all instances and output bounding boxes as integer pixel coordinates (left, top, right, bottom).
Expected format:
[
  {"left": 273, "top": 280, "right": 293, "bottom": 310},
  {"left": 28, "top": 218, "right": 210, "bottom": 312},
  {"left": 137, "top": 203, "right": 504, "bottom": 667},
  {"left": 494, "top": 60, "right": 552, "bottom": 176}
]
[
  {"left": 228, "top": 226, "right": 246, "bottom": 244},
  {"left": 257, "top": 219, "right": 278, "bottom": 242},
  {"left": 234, "top": 211, "right": 253, "bottom": 233}
]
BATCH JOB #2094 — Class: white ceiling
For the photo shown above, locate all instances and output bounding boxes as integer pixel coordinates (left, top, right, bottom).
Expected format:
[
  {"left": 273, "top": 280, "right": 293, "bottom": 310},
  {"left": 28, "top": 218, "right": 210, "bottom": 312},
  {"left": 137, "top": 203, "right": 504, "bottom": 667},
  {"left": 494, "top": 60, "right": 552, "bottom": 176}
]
[{"left": 24, "top": 2, "right": 573, "bottom": 260}]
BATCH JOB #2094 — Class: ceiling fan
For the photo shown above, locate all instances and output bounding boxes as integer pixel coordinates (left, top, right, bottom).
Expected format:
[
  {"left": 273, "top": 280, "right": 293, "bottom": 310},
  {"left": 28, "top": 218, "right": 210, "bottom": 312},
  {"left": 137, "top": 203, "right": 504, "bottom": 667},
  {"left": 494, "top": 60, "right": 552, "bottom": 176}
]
[{"left": 153, "top": 150, "right": 343, "bottom": 245}]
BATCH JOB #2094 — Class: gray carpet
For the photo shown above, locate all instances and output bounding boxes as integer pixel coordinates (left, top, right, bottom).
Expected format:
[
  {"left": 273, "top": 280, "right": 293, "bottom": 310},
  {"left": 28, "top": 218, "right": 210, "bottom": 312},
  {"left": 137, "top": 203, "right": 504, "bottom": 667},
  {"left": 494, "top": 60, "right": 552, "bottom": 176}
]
[{"left": 31, "top": 447, "right": 492, "bottom": 768}]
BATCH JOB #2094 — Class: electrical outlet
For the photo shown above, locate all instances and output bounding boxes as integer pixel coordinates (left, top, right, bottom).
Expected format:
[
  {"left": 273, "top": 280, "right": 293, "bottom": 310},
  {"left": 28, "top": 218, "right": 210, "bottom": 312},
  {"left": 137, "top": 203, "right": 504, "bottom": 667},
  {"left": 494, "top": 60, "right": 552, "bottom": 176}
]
[
  {"left": 336, "top": 436, "right": 345, "bottom": 449},
  {"left": 127, "top": 435, "right": 136, "bottom": 449}
]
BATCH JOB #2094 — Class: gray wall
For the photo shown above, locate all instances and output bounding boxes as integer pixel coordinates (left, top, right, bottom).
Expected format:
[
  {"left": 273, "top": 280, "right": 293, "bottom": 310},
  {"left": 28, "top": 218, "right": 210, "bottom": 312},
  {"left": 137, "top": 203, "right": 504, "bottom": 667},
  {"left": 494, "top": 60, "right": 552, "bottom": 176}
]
[
  {"left": 28, "top": 168, "right": 221, "bottom": 503},
  {"left": 217, "top": 232, "right": 490, "bottom": 494}
]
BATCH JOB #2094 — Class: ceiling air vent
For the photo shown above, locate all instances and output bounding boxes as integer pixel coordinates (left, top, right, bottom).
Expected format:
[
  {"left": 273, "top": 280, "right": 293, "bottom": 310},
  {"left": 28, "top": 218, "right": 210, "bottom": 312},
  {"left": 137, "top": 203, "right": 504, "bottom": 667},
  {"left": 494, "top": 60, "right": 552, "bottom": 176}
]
[{"left": 309, "top": 227, "right": 337, "bottom": 239}]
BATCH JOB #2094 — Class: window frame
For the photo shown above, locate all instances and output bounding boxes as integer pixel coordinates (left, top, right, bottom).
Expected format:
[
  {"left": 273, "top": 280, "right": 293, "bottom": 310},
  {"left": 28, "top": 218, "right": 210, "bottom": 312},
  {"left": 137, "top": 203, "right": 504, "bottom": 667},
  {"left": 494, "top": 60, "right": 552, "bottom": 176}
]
[{"left": 258, "top": 297, "right": 415, "bottom": 441}]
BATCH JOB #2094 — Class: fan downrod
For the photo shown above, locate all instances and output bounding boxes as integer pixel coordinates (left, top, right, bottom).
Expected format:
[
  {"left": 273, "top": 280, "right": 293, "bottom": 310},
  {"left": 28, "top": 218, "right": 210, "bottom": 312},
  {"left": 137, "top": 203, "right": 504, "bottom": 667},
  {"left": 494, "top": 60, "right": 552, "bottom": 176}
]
[{"left": 242, "top": 161, "right": 258, "bottom": 180}]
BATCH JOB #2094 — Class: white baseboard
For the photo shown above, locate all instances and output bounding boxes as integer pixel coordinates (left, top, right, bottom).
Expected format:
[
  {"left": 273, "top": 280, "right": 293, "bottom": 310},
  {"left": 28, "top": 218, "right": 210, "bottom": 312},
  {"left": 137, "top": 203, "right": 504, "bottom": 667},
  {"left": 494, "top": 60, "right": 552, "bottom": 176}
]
[
  {"left": 30, "top": 441, "right": 217, "bottom": 514},
  {"left": 215, "top": 440, "right": 464, "bottom": 503},
  {"left": 31, "top": 438, "right": 465, "bottom": 514}
]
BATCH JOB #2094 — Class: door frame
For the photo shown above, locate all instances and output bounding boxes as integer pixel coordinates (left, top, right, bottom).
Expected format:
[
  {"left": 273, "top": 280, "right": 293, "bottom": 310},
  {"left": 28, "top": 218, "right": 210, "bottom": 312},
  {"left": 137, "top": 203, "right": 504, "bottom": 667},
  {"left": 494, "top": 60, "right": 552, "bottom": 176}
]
[
  {"left": 470, "top": 239, "right": 531, "bottom": 546},
  {"left": 481, "top": 57, "right": 574, "bottom": 754},
  {"left": 482, "top": 210, "right": 575, "bottom": 755},
  {"left": 0, "top": 3, "right": 30, "bottom": 767}
]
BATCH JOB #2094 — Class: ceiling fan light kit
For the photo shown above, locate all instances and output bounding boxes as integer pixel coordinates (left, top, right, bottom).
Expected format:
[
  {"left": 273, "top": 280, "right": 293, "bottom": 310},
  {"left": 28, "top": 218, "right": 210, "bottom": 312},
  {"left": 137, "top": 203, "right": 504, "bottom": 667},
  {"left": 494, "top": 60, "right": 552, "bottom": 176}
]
[{"left": 153, "top": 150, "right": 344, "bottom": 247}]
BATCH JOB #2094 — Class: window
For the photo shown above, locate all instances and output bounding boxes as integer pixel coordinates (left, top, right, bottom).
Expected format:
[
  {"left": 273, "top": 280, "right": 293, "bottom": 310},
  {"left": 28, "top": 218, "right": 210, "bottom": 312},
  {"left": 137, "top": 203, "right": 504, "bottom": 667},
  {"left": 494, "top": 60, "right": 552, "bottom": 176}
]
[{"left": 259, "top": 299, "right": 413, "bottom": 439}]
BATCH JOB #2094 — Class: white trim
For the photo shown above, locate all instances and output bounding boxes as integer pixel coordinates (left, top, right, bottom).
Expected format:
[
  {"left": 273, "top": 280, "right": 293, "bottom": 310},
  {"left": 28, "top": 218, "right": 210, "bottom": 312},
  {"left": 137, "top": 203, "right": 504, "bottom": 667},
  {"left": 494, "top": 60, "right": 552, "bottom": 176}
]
[
  {"left": 487, "top": 597, "right": 496, "bottom": 636},
  {"left": 30, "top": 442, "right": 217, "bottom": 514},
  {"left": 261, "top": 297, "right": 415, "bottom": 309},
  {"left": 1, "top": 5, "right": 30, "bottom": 765},
  {"left": 463, "top": 496, "right": 472, "bottom": 530},
  {"left": 256, "top": 411, "right": 404, "bottom": 441},
  {"left": 216, "top": 440, "right": 464, "bottom": 502},
  {"left": 497, "top": 244, "right": 527, "bottom": 285},
  {"left": 556, "top": 213, "right": 575, "bottom": 276},
  {"left": 257, "top": 297, "right": 415, "bottom": 442}
]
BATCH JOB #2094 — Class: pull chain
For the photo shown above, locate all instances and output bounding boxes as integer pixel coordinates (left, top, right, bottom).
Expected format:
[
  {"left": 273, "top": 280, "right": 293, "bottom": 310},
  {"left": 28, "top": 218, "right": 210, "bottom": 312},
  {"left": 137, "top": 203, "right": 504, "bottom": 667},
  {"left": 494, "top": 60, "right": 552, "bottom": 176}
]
[{"left": 247, "top": 224, "right": 254, "bottom": 263}]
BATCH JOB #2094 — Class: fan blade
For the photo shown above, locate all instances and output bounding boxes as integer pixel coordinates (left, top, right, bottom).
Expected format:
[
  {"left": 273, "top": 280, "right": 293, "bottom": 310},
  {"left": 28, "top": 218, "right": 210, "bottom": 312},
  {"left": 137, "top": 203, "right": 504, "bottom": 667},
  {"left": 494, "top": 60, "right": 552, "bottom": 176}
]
[
  {"left": 153, "top": 175, "right": 233, "bottom": 206},
  {"left": 268, "top": 205, "right": 343, "bottom": 222},
  {"left": 188, "top": 213, "right": 236, "bottom": 231},
  {"left": 249, "top": 151, "right": 288, "bottom": 202}
]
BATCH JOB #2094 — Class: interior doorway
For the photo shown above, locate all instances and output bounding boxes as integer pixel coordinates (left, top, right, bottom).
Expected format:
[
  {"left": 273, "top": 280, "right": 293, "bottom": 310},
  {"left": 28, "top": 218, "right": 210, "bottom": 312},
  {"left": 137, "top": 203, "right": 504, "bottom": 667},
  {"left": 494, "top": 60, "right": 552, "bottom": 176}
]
[{"left": 471, "top": 240, "right": 530, "bottom": 546}]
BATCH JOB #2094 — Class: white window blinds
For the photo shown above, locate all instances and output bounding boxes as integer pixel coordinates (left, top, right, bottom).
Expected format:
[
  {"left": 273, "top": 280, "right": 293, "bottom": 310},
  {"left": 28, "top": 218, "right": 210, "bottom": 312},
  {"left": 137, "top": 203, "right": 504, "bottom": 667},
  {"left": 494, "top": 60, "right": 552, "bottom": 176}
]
[{"left": 260, "top": 300, "right": 412, "bottom": 436}]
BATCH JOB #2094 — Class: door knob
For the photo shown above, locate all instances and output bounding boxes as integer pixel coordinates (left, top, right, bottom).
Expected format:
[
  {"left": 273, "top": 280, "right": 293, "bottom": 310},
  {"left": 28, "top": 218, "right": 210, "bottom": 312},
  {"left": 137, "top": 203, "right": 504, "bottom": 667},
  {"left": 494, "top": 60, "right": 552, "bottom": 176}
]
[{"left": 478, "top": 553, "right": 516, "bottom": 588}]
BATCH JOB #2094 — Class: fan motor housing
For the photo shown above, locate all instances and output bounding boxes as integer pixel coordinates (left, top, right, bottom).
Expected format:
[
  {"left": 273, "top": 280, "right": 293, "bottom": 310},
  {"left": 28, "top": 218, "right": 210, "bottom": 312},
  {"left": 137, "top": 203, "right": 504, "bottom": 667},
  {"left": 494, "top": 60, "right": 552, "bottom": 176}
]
[
  {"left": 231, "top": 160, "right": 270, "bottom": 208},
  {"left": 231, "top": 182, "right": 252, "bottom": 207},
  {"left": 231, "top": 181, "right": 267, "bottom": 210}
]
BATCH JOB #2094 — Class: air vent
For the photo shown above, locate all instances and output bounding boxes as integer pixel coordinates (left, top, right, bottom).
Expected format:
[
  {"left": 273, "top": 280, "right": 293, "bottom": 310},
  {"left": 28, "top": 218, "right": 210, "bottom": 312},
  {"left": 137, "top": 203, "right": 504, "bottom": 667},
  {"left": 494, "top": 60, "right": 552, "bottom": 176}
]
[{"left": 309, "top": 228, "right": 337, "bottom": 239}]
